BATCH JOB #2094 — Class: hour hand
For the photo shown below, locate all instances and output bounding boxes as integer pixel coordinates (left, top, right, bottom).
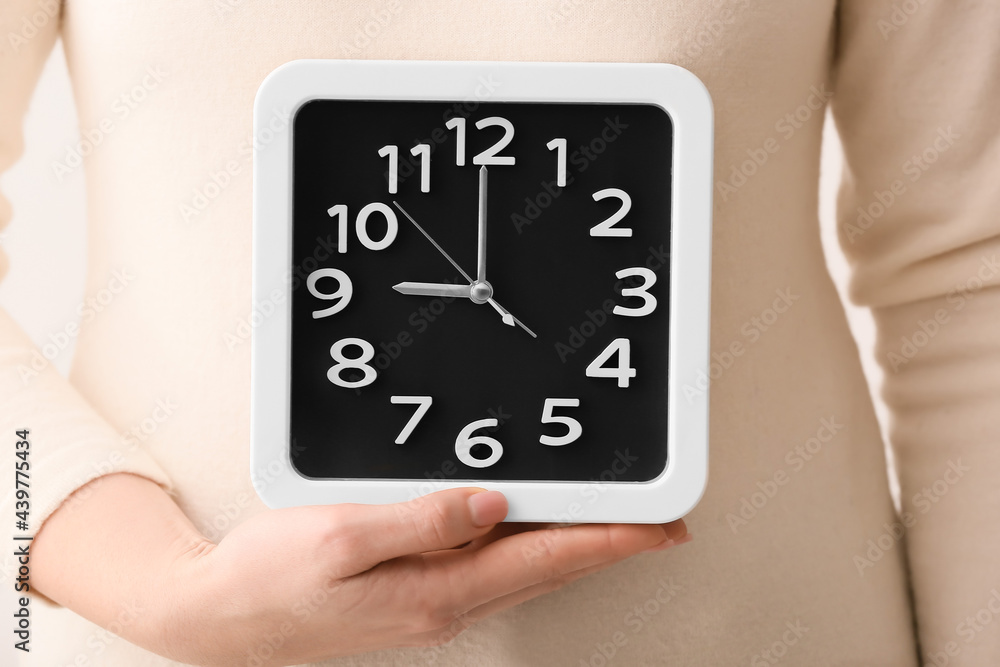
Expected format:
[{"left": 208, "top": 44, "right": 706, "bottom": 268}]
[{"left": 392, "top": 282, "right": 472, "bottom": 299}]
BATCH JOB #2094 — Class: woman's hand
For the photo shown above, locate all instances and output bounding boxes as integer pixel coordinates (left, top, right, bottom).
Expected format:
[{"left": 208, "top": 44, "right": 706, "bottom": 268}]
[{"left": 162, "top": 487, "right": 687, "bottom": 666}]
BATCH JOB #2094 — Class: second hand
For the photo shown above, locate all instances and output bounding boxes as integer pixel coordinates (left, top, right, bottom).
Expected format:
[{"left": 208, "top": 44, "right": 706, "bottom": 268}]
[{"left": 391, "top": 201, "right": 537, "bottom": 338}]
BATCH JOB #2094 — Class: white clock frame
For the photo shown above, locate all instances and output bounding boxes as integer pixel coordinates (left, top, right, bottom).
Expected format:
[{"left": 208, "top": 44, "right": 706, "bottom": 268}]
[{"left": 251, "top": 59, "right": 712, "bottom": 523}]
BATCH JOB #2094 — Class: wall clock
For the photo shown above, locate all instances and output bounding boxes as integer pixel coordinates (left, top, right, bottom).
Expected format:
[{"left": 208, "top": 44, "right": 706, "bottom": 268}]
[{"left": 251, "top": 60, "right": 712, "bottom": 522}]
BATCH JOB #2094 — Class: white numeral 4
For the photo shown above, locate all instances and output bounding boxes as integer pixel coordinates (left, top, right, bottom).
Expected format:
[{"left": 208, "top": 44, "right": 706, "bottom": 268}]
[
  {"left": 540, "top": 398, "right": 582, "bottom": 446},
  {"left": 390, "top": 396, "right": 432, "bottom": 444},
  {"left": 586, "top": 338, "right": 636, "bottom": 388},
  {"left": 455, "top": 418, "right": 503, "bottom": 468}
]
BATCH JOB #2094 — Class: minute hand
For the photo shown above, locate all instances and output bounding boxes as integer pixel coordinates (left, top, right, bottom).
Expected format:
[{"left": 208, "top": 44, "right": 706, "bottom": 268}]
[{"left": 477, "top": 165, "right": 488, "bottom": 284}]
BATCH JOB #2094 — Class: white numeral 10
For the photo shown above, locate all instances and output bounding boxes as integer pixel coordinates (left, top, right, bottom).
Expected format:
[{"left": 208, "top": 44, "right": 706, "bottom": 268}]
[
  {"left": 328, "top": 202, "right": 398, "bottom": 254},
  {"left": 586, "top": 338, "right": 636, "bottom": 388}
]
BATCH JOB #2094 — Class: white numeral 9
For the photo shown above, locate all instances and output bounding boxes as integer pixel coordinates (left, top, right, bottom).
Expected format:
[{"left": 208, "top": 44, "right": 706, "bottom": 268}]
[
  {"left": 455, "top": 418, "right": 503, "bottom": 468},
  {"left": 540, "top": 398, "right": 582, "bottom": 446},
  {"left": 306, "top": 268, "right": 352, "bottom": 319}
]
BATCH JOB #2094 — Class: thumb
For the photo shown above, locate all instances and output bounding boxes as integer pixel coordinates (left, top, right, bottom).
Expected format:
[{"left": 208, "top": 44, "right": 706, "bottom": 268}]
[{"left": 338, "top": 488, "right": 508, "bottom": 570}]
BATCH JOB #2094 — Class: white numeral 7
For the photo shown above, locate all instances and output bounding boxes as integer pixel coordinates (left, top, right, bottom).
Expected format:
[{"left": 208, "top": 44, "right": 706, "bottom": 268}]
[{"left": 390, "top": 396, "right": 433, "bottom": 444}]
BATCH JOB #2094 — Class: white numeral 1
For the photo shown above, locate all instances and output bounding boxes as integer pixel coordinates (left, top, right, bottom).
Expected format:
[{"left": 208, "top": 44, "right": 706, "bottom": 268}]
[
  {"left": 410, "top": 144, "right": 431, "bottom": 193},
  {"left": 378, "top": 145, "right": 398, "bottom": 194},
  {"left": 445, "top": 117, "right": 466, "bottom": 166},
  {"left": 390, "top": 396, "right": 432, "bottom": 444},
  {"left": 586, "top": 338, "right": 636, "bottom": 388},
  {"left": 540, "top": 398, "right": 582, "bottom": 446},
  {"left": 547, "top": 138, "right": 567, "bottom": 187}
]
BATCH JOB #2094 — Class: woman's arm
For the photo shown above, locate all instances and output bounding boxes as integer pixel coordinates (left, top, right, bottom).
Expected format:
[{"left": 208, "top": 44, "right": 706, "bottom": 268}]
[
  {"left": 831, "top": 0, "right": 1000, "bottom": 657},
  {"left": 31, "top": 471, "right": 686, "bottom": 665}
]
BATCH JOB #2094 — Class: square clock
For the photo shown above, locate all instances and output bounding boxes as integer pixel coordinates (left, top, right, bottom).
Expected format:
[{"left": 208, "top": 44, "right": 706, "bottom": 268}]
[{"left": 251, "top": 60, "right": 712, "bottom": 523}]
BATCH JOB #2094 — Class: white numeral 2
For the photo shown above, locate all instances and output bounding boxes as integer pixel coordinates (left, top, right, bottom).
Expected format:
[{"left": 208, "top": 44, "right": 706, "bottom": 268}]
[
  {"left": 590, "top": 188, "right": 632, "bottom": 237},
  {"left": 472, "top": 117, "right": 516, "bottom": 166}
]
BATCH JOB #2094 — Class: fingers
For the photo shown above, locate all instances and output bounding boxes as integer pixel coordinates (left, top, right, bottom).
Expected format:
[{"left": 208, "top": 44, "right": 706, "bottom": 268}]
[
  {"left": 464, "top": 534, "right": 691, "bottom": 625},
  {"left": 441, "top": 521, "right": 686, "bottom": 613},
  {"left": 331, "top": 488, "right": 509, "bottom": 573}
]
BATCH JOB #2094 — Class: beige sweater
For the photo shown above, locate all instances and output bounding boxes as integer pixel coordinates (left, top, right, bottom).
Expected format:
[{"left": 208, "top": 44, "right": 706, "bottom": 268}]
[{"left": 2, "top": 1, "right": 998, "bottom": 664}]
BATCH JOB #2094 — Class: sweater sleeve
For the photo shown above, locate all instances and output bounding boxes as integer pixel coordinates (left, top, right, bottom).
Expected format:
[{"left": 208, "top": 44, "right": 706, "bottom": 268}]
[
  {"left": 831, "top": 0, "right": 1000, "bottom": 661},
  {"left": 0, "top": 0, "right": 174, "bottom": 600}
]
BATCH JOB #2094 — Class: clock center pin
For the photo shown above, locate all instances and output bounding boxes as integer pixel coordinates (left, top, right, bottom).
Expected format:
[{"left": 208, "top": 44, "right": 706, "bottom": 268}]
[{"left": 470, "top": 280, "right": 493, "bottom": 304}]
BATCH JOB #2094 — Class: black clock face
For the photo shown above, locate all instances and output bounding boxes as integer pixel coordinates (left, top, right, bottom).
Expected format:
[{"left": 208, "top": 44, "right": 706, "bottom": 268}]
[{"left": 289, "top": 99, "right": 672, "bottom": 482}]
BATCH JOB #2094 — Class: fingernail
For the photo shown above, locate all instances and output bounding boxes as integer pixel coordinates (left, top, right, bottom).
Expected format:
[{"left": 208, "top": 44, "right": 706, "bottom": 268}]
[
  {"left": 641, "top": 533, "right": 693, "bottom": 554},
  {"left": 468, "top": 490, "right": 508, "bottom": 527}
]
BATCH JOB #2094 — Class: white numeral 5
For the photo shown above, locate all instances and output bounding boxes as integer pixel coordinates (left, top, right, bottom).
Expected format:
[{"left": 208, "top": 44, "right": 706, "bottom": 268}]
[{"left": 540, "top": 398, "right": 582, "bottom": 446}]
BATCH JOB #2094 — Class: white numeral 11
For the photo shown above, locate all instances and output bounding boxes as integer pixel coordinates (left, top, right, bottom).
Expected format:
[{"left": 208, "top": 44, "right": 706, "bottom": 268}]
[{"left": 379, "top": 144, "right": 431, "bottom": 194}]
